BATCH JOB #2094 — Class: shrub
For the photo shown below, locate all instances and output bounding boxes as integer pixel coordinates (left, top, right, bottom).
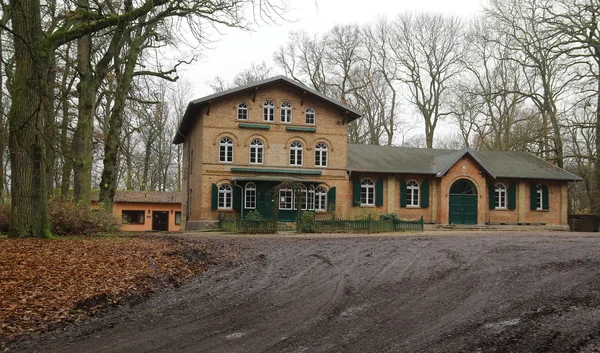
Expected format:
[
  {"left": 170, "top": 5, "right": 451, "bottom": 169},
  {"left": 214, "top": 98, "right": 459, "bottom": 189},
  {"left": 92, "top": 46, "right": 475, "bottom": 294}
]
[
  {"left": 379, "top": 212, "right": 401, "bottom": 224},
  {"left": 244, "top": 210, "right": 265, "bottom": 221},
  {"left": 298, "top": 211, "right": 316, "bottom": 233},
  {"left": 48, "top": 200, "right": 119, "bottom": 236}
]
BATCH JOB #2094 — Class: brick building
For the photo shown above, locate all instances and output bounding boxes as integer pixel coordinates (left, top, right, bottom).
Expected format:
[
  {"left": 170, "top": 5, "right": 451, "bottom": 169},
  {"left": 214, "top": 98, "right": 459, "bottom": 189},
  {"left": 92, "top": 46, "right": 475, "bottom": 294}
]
[{"left": 173, "top": 76, "right": 580, "bottom": 229}]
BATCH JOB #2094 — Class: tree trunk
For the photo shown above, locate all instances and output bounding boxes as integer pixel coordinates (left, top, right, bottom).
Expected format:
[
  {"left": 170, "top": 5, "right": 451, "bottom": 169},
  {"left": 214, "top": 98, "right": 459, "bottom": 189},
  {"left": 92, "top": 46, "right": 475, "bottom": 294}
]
[
  {"left": 99, "top": 23, "right": 146, "bottom": 205},
  {"left": 72, "top": 15, "right": 94, "bottom": 205},
  {"left": 44, "top": 55, "right": 57, "bottom": 197},
  {"left": 8, "top": 0, "right": 50, "bottom": 238},
  {"left": 594, "top": 75, "right": 600, "bottom": 215}
]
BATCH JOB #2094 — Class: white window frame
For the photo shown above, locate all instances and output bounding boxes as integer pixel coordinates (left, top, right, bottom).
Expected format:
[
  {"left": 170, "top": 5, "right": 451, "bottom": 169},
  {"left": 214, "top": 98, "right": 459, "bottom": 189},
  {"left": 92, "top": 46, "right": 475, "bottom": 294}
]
[
  {"left": 245, "top": 182, "right": 256, "bottom": 209},
  {"left": 495, "top": 183, "right": 507, "bottom": 209},
  {"left": 406, "top": 180, "right": 420, "bottom": 207},
  {"left": 218, "top": 184, "right": 233, "bottom": 210},
  {"left": 263, "top": 100, "right": 275, "bottom": 122},
  {"left": 290, "top": 141, "right": 303, "bottom": 166},
  {"left": 280, "top": 101, "right": 292, "bottom": 123},
  {"left": 315, "top": 186, "right": 327, "bottom": 211},
  {"left": 219, "top": 137, "right": 233, "bottom": 163},
  {"left": 249, "top": 139, "right": 264, "bottom": 164},
  {"left": 237, "top": 102, "right": 248, "bottom": 120},
  {"left": 279, "top": 185, "right": 293, "bottom": 210},
  {"left": 361, "top": 178, "right": 375, "bottom": 206},
  {"left": 308, "top": 185, "right": 316, "bottom": 211},
  {"left": 536, "top": 184, "right": 543, "bottom": 210},
  {"left": 305, "top": 108, "right": 315, "bottom": 124},
  {"left": 315, "top": 142, "right": 328, "bottom": 167}
]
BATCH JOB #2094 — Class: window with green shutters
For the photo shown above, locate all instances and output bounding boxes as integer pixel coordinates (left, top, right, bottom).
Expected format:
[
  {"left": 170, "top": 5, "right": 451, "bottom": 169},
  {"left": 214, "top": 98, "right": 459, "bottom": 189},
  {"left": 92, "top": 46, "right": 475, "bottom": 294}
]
[
  {"left": 400, "top": 180, "right": 407, "bottom": 208},
  {"left": 327, "top": 187, "right": 336, "bottom": 211},
  {"left": 507, "top": 183, "right": 516, "bottom": 210},
  {"left": 375, "top": 179, "right": 383, "bottom": 207},
  {"left": 421, "top": 179, "right": 429, "bottom": 208},
  {"left": 530, "top": 183, "right": 549, "bottom": 210}
]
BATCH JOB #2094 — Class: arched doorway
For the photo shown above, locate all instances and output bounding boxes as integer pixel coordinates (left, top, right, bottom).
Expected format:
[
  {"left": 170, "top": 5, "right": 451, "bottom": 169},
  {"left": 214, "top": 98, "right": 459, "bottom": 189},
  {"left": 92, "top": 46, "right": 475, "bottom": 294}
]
[{"left": 449, "top": 179, "right": 478, "bottom": 224}]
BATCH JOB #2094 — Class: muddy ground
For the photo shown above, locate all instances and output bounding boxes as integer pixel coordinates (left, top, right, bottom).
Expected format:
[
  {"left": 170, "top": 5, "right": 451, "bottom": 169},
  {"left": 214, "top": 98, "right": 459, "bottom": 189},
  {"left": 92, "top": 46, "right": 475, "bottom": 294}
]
[{"left": 8, "top": 231, "right": 600, "bottom": 353}]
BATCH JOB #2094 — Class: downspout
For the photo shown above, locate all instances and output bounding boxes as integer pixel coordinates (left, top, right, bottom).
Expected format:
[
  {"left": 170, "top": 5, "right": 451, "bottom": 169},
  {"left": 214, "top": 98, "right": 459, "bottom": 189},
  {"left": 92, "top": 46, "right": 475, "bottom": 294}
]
[{"left": 233, "top": 180, "right": 244, "bottom": 220}]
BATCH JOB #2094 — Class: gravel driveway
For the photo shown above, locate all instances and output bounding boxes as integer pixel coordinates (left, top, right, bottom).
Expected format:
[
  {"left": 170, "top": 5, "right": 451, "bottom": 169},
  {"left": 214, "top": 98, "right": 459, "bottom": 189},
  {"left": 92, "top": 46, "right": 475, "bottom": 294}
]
[{"left": 11, "top": 231, "right": 600, "bottom": 353}]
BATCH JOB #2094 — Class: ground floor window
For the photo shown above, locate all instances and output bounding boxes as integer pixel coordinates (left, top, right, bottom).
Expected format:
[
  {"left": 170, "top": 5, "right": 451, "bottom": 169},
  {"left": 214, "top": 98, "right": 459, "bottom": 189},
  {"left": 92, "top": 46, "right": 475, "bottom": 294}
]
[
  {"left": 245, "top": 182, "right": 257, "bottom": 209},
  {"left": 218, "top": 184, "right": 233, "bottom": 209},
  {"left": 361, "top": 178, "right": 375, "bottom": 206},
  {"left": 174, "top": 211, "right": 182, "bottom": 225},
  {"left": 495, "top": 183, "right": 507, "bottom": 209},
  {"left": 279, "top": 185, "right": 294, "bottom": 210},
  {"left": 315, "top": 186, "right": 327, "bottom": 211},
  {"left": 122, "top": 210, "right": 145, "bottom": 224}
]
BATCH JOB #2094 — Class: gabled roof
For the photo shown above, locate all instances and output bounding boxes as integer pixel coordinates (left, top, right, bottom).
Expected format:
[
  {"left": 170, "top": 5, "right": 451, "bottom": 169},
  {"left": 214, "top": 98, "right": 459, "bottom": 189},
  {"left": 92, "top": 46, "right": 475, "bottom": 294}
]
[
  {"left": 173, "top": 75, "right": 362, "bottom": 144},
  {"left": 347, "top": 144, "right": 582, "bottom": 181},
  {"left": 92, "top": 191, "right": 183, "bottom": 204}
]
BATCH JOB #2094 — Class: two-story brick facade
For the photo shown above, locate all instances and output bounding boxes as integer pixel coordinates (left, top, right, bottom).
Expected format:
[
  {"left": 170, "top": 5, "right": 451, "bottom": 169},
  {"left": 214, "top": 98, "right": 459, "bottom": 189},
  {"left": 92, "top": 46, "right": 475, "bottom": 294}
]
[{"left": 173, "top": 76, "right": 580, "bottom": 229}]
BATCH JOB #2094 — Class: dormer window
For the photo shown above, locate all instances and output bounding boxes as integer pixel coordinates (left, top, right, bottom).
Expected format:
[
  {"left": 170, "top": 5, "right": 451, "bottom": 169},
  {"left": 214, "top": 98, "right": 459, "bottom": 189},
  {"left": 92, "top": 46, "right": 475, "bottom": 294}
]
[
  {"left": 237, "top": 102, "right": 248, "bottom": 120},
  {"left": 281, "top": 102, "right": 292, "bottom": 123},
  {"left": 305, "top": 108, "right": 315, "bottom": 124},
  {"left": 263, "top": 100, "right": 275, "bottom": 122}
]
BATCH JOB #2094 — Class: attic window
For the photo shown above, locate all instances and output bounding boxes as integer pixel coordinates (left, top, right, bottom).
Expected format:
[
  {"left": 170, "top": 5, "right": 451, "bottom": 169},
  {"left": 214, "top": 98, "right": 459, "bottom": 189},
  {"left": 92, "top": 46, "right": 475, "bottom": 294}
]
[
  {"left": 237, "top": 102, "right": 248, "bottom": 120},
  {"left": 263, "top": 100, "right": 275, "bottom": 122}
]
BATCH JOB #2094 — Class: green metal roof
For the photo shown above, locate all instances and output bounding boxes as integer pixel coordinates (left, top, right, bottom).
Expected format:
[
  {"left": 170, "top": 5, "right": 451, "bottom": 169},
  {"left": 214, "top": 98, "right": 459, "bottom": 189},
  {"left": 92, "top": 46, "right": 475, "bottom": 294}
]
[{"left": 347, "top": 144, "right": 582, "bottom": 181}]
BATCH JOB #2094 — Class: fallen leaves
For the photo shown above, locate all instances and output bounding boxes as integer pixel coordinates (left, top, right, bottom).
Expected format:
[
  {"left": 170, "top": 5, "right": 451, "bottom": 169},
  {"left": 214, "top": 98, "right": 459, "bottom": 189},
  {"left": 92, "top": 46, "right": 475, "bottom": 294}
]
[{"left": 0, "top": 235, "right": 207, "bottom": 343}]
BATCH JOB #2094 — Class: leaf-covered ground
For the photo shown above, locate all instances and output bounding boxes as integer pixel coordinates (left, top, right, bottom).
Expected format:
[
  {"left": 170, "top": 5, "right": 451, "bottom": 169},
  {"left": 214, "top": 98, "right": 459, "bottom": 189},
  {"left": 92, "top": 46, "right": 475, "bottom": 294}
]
[{"left": 0, "top": 235, "right": 207, "bottom": 345}]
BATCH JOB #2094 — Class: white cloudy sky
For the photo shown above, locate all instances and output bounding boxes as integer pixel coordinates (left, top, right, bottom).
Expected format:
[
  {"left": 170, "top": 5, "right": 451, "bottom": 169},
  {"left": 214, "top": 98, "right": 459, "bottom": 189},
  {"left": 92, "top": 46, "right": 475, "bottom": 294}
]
[{"left": 179, "top": 0, "right": 487, "bottom": 99}]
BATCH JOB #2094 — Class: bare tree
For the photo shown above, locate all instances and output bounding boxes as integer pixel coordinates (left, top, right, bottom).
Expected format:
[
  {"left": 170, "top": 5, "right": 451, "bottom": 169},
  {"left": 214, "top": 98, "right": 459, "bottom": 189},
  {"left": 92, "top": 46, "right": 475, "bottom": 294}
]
[{"left": 390, "top": 13, "right": 466, "bottom": 148}]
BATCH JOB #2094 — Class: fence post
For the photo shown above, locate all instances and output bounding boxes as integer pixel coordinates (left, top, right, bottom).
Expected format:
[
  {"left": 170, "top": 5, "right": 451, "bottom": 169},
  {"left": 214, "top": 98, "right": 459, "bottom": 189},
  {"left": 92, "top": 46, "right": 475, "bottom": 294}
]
[{"left": 420, "top": 216, "right": 424, "bottom": 231}]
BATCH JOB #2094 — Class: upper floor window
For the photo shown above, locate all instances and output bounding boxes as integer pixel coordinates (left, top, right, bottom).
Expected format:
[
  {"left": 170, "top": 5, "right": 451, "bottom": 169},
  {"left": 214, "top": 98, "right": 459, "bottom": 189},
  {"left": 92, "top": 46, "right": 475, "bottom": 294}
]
[
  {"left": 406, "top": 180, "right": 420, "bottom": 207},
  {"left": 290, "top": 141, "right": 303, "bottom": 166},
  {"left": 315, "top": 142, "right": 328, "bottom": 167},
  {"left": 315, "top": 186, "right": 327, "bottom": 211},
  {"left": 495, "top": 183, "right": 507, "bottom": 209},
  {"left": 263, "top": 100, "right": 275, "bottom": 122},
  {"left": 361, "top": 178, "right": 375, "bottom": 206},
  {"left": 305, "top": 108, "right": 315, "bottom": 124},
  {"left": 245, "top": 182, "right": 256, "bottom": 209},
  {"left": 218, "top": 184, "right": 233, "bottom": 209},
  {"left": 237, "top": 102, "right": 248, "bottom": 120},
  {"left": 280, "top": 102, "right": 292, "bottom": 123},
  {"left": 219, "top": 137, "right": 233, "bottom": 163},
  {"left": 249, "top": 139, "right": 264, "bottom": 164}
]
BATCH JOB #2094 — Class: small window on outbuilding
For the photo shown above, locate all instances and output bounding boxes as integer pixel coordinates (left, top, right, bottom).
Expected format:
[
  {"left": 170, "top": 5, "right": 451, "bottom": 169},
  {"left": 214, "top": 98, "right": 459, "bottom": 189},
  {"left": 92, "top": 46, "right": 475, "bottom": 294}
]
[
  {"left": 122, "top": 210, "right": 145, "bottom": 225},
  {"left": 175, "top": 211, "right": 182, "bottom": 225}
]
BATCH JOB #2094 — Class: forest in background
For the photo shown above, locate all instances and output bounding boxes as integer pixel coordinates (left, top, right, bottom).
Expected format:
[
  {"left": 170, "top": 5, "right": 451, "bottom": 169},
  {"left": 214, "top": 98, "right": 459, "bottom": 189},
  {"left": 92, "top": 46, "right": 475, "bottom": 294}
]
[{"left": 0, "top": 0, "right": 598, "bottom": 236}]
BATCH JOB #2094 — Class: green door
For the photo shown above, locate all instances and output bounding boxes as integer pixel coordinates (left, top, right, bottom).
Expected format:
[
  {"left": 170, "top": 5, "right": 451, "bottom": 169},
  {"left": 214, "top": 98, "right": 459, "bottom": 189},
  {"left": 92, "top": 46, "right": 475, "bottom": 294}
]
[{"left": 449, "top": 179, "right": 478, "bottom": 225}]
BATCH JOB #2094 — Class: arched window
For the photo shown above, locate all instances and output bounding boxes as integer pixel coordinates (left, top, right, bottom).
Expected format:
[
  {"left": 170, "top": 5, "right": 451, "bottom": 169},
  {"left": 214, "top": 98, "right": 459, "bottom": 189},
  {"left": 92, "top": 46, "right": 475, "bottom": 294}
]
[
  {"left": 315, "top": 186, "right": 327, "bottom": 211},
  {"left": 406, "top": 180, "right": 420, "bottom": 207},
  {"left": 263, "top": 100, "right": 275, "bottom": 122},
  {"left": 249, "top": 139, "right": 264, "bottom": 164},
  {"left": 298, "top": 185, "right": 308, "bottom": 210},
  {"left": 280, "top": 101, "right": 292, "bottom": 123},
  {"left": 361, "top": 178, "right": 375, "bottom": 206},
  {"left": 279, "top": 184, "right": 293, "bottom": 210},
  {"left": 290, "top": 141, "right": 303, "bottom": 166},
  {"left": 305, "top": 108, "right": 315, "bottom": 124},
  {"left": 308, "top": 185, "right": 316, "bottom": 210},
  {"left": 245, "top": 182, "right": 256, "bottom": 209},
  {"left": 495, "top": 183, "right": 507, "bottom": 209},
  {"left": 219, "top": 137, "right": 233, "bottom": 163},
  {"left": 218, "top": 184, "right": 233, "bottom": 209},
  {"left": 315, "top": 142, "right": 328, "bottom": 167},
  {"left": 237, "top": 102, "right": 248, "bottom": 120}
]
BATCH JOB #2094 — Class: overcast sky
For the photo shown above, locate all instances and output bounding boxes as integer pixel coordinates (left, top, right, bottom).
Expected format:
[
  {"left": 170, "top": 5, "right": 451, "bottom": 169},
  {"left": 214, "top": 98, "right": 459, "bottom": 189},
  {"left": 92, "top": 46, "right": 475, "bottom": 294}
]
[{"left": 179, "top": 0, "right": 487, "bottom": 99}]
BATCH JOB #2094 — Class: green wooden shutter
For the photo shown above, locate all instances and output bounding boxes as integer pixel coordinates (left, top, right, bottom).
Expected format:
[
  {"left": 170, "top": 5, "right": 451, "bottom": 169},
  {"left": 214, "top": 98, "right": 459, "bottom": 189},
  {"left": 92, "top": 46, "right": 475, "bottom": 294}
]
[
  {"left": 542, "top": 184, "right": 549, "bottom": 210},
  {"left": 233, "top": 186, "right": 241, "bottom": 211},
  {"left": 400, "top": 180, "right": 407, "bottom": 208},
  {"left": 327, "top": 187, "right": 336, "bottom": 211},
  {"left": 530, "top": 183, "right": 537, "bottom": 210},
  {"left": 211, "top": 184, "right": 218, "bottom": 210},
  {"left": 375, "top": 178, "right": 384, "bottom": 207},
  {"left": 488, "top": 180, "right": 496, "bottom": 210},
  {"left": 508, "top": 183, "right": 516, "bottom": 210},
  {"left": 353, "top": 178, "right": 361, "bottom": 207},
  {"left": 421, "top": 179, "right": 429, "bottom": 208}
]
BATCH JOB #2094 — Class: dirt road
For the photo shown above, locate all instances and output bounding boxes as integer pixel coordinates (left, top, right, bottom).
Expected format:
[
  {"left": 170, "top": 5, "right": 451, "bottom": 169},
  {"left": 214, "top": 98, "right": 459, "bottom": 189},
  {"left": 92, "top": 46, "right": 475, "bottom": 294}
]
[{"left": 10, "top": 231, "right": 600, "bottom": 352}]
